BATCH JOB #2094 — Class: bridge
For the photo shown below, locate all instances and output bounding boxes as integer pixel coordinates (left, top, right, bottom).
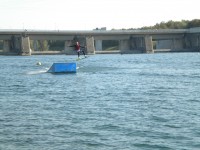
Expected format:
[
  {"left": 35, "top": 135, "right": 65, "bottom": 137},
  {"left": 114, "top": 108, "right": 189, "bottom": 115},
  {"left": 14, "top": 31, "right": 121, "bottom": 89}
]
[{"left": 0, "top": 28, "right": 200, "bottom": 55}]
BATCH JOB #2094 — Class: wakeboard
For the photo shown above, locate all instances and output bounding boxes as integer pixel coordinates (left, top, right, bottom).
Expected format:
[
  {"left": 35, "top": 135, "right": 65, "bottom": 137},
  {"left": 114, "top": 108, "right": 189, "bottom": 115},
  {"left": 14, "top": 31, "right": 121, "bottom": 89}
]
[{"left": 76, "top": 56, "right": 89, "bottom": 61}]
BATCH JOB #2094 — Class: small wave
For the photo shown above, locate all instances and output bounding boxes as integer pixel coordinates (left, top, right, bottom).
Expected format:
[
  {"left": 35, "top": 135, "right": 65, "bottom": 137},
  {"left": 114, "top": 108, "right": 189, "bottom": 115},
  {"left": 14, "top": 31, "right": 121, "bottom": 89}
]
[{"left": 26, "top": 69, "right": 48, "bottom": 75}]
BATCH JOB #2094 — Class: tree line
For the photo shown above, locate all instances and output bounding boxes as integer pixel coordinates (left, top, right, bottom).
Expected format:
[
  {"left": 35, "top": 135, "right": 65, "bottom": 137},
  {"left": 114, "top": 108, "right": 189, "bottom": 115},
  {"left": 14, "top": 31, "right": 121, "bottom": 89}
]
[{"left": 138, "top": 19, "right": 200, "bottom": 30}]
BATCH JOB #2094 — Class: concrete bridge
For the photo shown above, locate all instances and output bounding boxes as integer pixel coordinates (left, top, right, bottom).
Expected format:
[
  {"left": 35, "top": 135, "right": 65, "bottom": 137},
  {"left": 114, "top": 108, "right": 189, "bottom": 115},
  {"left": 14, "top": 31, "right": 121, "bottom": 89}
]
[{"left": 0, "top": 28, "right": 200, "bottom": 55}]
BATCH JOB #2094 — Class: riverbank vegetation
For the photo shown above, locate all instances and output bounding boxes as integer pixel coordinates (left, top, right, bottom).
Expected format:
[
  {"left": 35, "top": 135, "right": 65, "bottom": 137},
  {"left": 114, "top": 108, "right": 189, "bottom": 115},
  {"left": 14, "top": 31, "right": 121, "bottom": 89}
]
[{"left": 134, "top": 19, "right": 200, "bottom": 30}]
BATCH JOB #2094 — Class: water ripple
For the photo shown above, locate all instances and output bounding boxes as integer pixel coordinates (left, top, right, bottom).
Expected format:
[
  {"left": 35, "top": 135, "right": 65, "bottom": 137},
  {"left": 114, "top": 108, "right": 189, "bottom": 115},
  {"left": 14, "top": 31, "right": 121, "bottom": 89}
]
[{"left": 1, "top": 53, "right": 200, "bottom": 150}]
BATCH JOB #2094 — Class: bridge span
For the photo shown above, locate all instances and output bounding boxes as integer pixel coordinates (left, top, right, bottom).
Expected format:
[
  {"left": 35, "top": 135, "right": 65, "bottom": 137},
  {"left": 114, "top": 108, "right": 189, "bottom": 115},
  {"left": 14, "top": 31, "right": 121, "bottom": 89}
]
[{"left": 0, "top": 28, "right": 200, "bottom": 55}]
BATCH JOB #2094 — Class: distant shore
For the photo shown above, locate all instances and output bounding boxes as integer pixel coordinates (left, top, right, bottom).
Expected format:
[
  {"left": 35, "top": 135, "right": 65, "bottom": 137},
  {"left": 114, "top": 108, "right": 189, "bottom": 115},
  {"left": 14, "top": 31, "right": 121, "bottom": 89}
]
[{"left": 0, "top": 49, "right": 199, "bottom": 56}]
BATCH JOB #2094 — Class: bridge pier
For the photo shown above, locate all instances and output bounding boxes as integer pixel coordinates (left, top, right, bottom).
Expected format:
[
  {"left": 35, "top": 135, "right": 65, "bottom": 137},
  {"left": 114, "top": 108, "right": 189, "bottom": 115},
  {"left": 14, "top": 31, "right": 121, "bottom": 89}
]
[
  {"left": 119, "top": 39, "right": 130, "bottom": 53},
  {"left": 144, "top": 35, "right": 154, "bottom": 53},
  {"left": 21, "top": 36, "right": 31, "bottom": 55},
  {"left": 2, "top": 35, "right": 31, "bottom": 55},
  {"left": 86, "top": 36, "right": 95, "bottom": 54},
  {"left": 3, "top": 36, "right": 22, "bottom": 54}
]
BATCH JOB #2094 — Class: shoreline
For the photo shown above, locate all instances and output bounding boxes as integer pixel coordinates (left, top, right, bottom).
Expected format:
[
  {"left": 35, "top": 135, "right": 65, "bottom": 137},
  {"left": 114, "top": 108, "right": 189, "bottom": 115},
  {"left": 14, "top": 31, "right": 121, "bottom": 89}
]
[
  {"left": 0, "top": 49, "right": 199, "bottom": 56},
  {"left": 0, "top": 50, "right": 122, "bottom": 55}
]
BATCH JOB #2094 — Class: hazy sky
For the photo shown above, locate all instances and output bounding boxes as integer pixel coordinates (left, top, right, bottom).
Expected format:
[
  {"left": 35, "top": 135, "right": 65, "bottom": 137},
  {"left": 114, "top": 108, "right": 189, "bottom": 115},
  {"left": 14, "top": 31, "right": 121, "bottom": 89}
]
[{"left": 0, "top": 0, "right": 199, "bottom": 30}]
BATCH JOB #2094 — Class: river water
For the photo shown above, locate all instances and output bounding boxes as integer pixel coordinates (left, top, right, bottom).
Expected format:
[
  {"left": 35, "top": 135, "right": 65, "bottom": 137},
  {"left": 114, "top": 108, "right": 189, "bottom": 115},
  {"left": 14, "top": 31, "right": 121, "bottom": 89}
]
[{"left": 0, "top": 53, "right": 200, "bottom": 150}]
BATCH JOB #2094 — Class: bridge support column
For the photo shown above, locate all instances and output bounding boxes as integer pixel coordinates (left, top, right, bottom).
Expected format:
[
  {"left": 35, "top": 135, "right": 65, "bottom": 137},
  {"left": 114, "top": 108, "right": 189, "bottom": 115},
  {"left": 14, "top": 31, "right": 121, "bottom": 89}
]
[
  {"left": 119, "top": 40, "right": 130, "bottom": 53},
  {"left": 21, "top": 36, "right": 31, "bottom": 56},
  {"left": 3, "top": 40, "right": 10, "bottom": 53},
  {"left": 86, "top": 36, "right": 95, "bottom": 54},
  {"left": 144, "top": 35, "right": 153, "bottom": 53},
  {"left": 95, "top": 40, "right": 102, "bottom": 51}
]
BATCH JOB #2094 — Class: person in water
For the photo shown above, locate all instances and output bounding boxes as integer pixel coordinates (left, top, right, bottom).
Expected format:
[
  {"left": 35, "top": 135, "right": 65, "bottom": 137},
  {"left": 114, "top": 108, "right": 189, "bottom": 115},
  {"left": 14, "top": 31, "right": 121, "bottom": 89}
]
[{"left": 73, "top": 41, "right": 86, "bottom": 58}]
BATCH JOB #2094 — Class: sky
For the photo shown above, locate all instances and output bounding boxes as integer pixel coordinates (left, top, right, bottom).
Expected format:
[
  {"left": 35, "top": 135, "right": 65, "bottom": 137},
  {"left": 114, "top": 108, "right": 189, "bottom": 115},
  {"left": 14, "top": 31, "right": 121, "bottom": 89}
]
[{"left": 0, "top": 0, "right": 199, "bottom": 30}]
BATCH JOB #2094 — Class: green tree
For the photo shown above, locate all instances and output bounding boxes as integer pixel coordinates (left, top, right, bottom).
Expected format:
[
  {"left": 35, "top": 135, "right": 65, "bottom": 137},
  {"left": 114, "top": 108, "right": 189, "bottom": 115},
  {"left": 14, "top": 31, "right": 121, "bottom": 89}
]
[
  {"left": 38, "top": 40, "right": 49, "bottom": 51},
  {"left": 138, "top": 19, "right": 200, "bottom": 30},
  {"left": 187, "top": 19, "right": 200, "bottom": 28}
]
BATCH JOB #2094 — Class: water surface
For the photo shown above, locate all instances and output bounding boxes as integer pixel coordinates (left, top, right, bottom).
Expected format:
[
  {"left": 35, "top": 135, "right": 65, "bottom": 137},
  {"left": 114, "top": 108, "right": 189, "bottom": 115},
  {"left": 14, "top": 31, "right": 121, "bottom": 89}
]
[{"left": 0, "top": 53, "right": 200, "bottom": 150}]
